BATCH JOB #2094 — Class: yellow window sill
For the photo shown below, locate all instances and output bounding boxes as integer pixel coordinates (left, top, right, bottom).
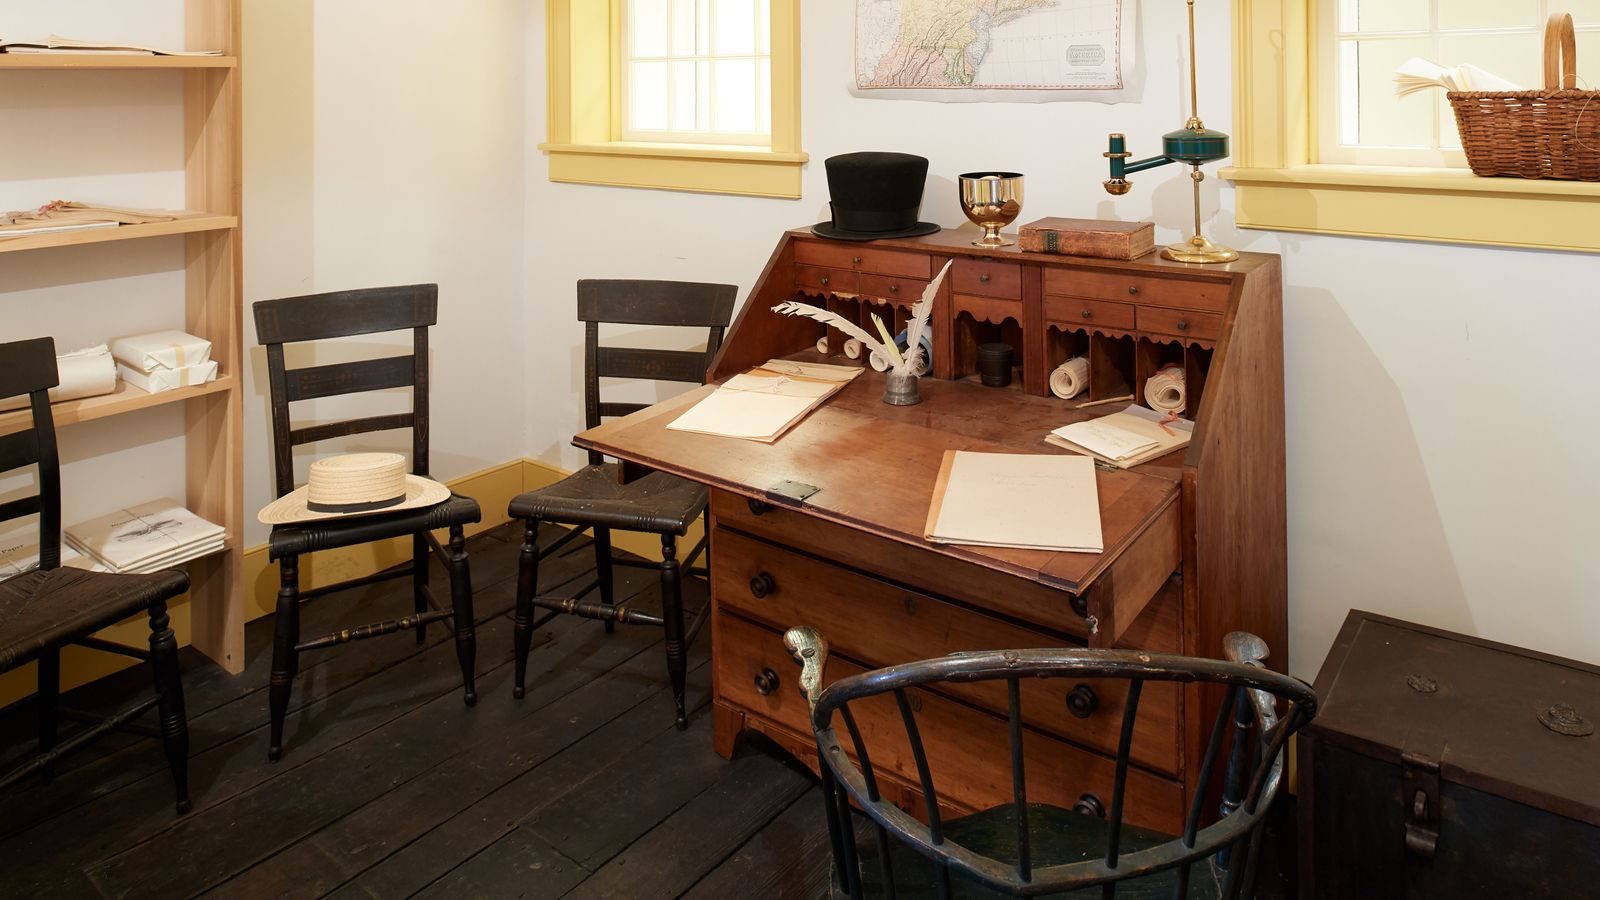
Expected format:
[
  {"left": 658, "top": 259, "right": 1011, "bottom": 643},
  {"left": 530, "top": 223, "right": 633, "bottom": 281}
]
[
  {"left": 1222, "top": 164, "right": 1600, "bottom": 254},
  {"left": 541, "top": 141, "right": 809, "bottom": 199}
]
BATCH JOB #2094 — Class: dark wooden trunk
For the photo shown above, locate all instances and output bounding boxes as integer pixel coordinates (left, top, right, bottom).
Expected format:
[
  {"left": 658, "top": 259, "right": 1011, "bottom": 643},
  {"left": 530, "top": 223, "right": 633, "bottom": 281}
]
[{"left": 1300, "top": 611, "right": 1600, "bottom": 900}]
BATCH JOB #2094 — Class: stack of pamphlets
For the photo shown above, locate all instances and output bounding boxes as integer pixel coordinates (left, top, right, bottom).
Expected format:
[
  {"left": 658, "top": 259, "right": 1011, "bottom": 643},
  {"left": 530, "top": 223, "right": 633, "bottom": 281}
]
[
  {"left": 0, "top": 523, "right": 102, "bottom": 578},
  {"left": 66, "top": 499, "right": 224, "bottom": 574},
  {"left": 111, "top": 330, "right": 218, "bottom": 394}
]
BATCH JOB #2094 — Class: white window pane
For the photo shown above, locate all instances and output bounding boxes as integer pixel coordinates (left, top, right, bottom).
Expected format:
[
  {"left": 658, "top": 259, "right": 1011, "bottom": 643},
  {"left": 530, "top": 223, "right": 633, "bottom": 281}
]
[
  {"left": 670, "top": 0, "right": 697, "bottom": 56},
  {"left": 1439, "top": 0, "right": 1537, "bottom": 32},
  {"left": 631, "top": 0, "right": 668, "bottom": 57},
  {"left": 758, "top": 0, "right": 770, "bottom": 54},
  {"left": 671, "top": 60, "right": 700, "bottom": 130},
  {"left": 1438, "top": 33, "right": 1540, "bottom": 91},
  {"left": 698, "top": 0, "right": 712, "bottom": 55},
  {"left": 713, "top": 58, "right": 757, "bottom": 134},
  {"left": 1580, "top": 32, "right": 1600, "bottom": 87},
  {"left": 1572, "top": 0, "right": 1600, "bottom": 27},
  {"left": 714, "top": 0, "right": 758, "bottom": 55},
  {"left": 1340, "top": 0, "right": 1426, "bottom": 33},
  {"left": 1351, "top": 38, "right": 1434, "bottom": 148},
  {"left": 631, "top": 61, "right": 670, "bottom": 131}
]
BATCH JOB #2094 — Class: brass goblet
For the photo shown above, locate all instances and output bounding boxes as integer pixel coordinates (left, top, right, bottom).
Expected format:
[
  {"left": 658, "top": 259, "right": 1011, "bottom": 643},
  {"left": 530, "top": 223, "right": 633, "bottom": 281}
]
[{"left": 959, "top": 172, "right": 1024, "bottom": 248}]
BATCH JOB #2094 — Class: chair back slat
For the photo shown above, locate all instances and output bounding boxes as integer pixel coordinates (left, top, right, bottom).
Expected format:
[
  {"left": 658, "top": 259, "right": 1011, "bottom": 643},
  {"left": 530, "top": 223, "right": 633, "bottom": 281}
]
[
  {"left": 595, "top": 347, "right": 709, "bottom": 384},
  {"left": 1185, "top": 685, "right": 1240, "bottom": 848},
  {"left": 578, "top": 280, "right": 737, "bottom": 466},
  {"left": 894, "top": 689, "right": 944, "bottom": 844},
  {"left": 283, "top": 356, "right": 416, "bottom": 402},
  {"left": 254, "top": 286, "right": 437, "bottom": 497},
  {"left": 0, "top": 337, "right": 63, "bottom": 568},
  {"left": 1005, "top": 679, "right": 1032, "bottom": 884}
]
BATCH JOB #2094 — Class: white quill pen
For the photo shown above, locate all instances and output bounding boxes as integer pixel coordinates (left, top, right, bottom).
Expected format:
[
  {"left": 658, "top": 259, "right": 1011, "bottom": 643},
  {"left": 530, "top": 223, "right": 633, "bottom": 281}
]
[
  {"left": 898, "top": 260, "right": 952, "bottom": 376},
  {"left": 769, "top": 301, "right": 890, "bottom": 359}
]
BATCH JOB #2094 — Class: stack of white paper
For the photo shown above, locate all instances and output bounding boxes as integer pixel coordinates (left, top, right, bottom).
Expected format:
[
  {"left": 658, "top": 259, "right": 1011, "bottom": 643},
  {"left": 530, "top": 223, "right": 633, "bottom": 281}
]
[
  {"left": 1047, "top": 405, "right": 1193, "bottom": 469},
  {"left": 1395, "top": 58, "right": 1520, "bottom": 96},
  {"left": 666, "top": 359, "right": 862, "bottom": 443},
  {"left": 0, "top": 523, "right": 104, "bottom": 578},
  {"left": 66, "top": 499, "right": 224, "bottom": 574},
  {"left": 111, "top": 330, "right": 217, "bottom": 394},
  {"left": 924, "top": 451, "right": 1104, "bottom": 553}
]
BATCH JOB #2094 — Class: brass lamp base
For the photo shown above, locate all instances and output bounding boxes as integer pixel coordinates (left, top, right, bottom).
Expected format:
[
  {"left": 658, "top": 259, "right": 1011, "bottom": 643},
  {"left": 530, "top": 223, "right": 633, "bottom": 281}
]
[{"left": 1162, "top": 234, "right": 1238, "bottom": 264}]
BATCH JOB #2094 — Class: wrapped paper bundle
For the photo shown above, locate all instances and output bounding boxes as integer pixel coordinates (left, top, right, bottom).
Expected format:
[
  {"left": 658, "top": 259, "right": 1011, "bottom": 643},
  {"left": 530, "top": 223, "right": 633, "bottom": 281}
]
[
  {"left": 1049, "top": 357, "right": 1090, "bottom": 400},
  {"left": 1144, "top": 366, "right": 1187, "bottom": 414},
  {"left": 0, "top": 344, "right": 117, "bottom": 412},
  {"left": 111, "top": 329, "right": 212, "bottom": 373}
]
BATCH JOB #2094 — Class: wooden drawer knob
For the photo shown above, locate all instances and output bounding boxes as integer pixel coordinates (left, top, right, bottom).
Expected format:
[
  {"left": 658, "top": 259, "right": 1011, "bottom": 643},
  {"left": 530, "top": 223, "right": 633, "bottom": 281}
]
[
  {"left": 747, "top": 499, "right": 773, "bottom": 516},
  {"left": 1073, "top": 793, "right": 1106, "bottom": 819},
  {"left": 1127, "top": 285, "right": 1140, "bottom": 296},
  {"left": 1070, "top": 593, "right": 1089, "bottom": 619},
  {"left": 820, "top": 275, "right": 830, "bottom": 286},
  {"left": 1177, "top": 319, "right": 1189, "bottom": 331},
  {"left": 1066, "top": 684, "right": 1099, "bottom": 719},
  {"left": 1080, "top": 309, "right": 1093, "bottom": 319},
  {"left": 979, "top": 273, "right": 991, "bottom": 283},
  {"left": 749, "top": 571, "right": 776, "bottom": 599},
  {"left": 889, "top": 283, "right": 900, "bottom": 294},
  {"left": 754, "top": 667, "right": 780, "bottom": 696}
]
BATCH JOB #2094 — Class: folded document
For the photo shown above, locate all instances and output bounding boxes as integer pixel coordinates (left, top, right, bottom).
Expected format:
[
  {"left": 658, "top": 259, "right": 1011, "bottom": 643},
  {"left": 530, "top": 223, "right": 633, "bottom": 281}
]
[
  {"left": 666, "top": 359, "right": 861, "bottom": 443},
  {"left": 1047, "top": 405, "right": 1193, "bottom": 469}
]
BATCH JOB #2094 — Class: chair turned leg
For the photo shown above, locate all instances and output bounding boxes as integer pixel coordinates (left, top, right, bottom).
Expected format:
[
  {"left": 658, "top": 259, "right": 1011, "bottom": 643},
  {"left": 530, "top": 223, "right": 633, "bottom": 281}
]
[
  {"left": 512, "top": 519, "right": 541, "bottom": 700},
  {"left": 660, "top": 534, "right": 688, "bottom": 730},
  {"left": 412, "top": 532, "right": 429, "bottom": 645},
  {"left": 147, "top": 598, "right": 191, "bottom": 814},
  {"left": 36, "top": 647, "right": 59, "bottom": 783},
  {"left": 447, "top": 524, "right": 477, "bottom": 707},
  {"left": 594, "top": 526, "right": 616, "bottom": 634},
  {"left": 267, "top": 554, "right": 301, "bottom": 762}
]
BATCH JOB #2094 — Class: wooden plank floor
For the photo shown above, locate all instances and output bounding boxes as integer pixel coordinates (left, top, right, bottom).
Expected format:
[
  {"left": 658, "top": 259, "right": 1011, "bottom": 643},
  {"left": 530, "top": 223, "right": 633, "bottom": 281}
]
[
  {"left": 0, "top": 523, "right": 1293, "bottom": 899},
  {"left": 0, "top": 524, "right": 830, "bottom": 899}
]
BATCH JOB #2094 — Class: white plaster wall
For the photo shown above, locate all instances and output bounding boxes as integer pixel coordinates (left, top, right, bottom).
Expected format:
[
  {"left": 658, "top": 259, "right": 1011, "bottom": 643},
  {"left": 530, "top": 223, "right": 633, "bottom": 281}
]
[{"left": 523, "top": 3, "right": 1600, "bottom": 677}]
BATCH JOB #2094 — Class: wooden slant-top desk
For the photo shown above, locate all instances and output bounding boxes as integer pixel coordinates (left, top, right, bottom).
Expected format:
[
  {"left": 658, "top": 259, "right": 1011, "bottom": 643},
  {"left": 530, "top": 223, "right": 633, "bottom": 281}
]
[{"left": 577, "top": 227, "right": 1285, "bottom": 833}]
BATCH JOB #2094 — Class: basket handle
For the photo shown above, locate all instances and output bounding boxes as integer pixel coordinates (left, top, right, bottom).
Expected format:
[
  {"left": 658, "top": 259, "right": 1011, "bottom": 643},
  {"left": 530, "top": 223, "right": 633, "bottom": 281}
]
[{"left": 1543, "top": 13, "right": 1577, "bottom": 91}]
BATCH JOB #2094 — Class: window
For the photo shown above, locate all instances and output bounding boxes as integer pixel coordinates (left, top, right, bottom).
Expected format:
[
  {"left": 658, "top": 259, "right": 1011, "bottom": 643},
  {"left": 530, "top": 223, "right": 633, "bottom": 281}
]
[
  {"left": 1319, "top": 0, "right": 1600, "bottom": 167},
  {"left": 623, "top": 0, "right": 772, "bottom": 146},
  {"left": 542, "top": 0, "right": 804, "bottom": 198},
  {"left": 1223, "top": 0, "right": 1600, "bottom": 253}
]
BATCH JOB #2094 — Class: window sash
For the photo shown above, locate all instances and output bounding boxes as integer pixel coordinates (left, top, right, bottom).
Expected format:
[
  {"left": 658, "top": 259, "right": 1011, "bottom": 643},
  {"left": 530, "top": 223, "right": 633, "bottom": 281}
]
[{"left": 621, "top": 0, "right": 772, "bottom": 146}]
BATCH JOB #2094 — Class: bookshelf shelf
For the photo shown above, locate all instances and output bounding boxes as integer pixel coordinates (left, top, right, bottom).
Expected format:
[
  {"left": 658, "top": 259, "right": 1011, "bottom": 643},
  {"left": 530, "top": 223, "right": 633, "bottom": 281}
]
[
  {"left": 0, "top": 376, "right": 237, "bottom": 438},
  {"left": 0, "top": 215, "right": 238, "bottom": 254},
  {"left": 0, "top": 54, "right": 236, "bottom": 69}
]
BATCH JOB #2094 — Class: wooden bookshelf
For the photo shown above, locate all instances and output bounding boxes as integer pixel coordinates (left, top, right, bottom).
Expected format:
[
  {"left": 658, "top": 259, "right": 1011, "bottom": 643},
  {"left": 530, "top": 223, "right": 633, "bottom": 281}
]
[
  {"left": 0, "top": 215, "right": 237, "bottom": 254},
  {"left": 0, "top": 54, "right": 237, "bottom": 69},
  {"left": 0, "top": 2, "right": 246, "bottom": 675}
]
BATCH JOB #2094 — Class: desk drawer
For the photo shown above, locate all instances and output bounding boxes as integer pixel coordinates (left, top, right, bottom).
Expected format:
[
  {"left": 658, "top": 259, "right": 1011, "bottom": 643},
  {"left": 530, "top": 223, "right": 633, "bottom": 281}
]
[
  {"left": 1043, "top": 269, "right": 1230, "bottom": 312},
  {"left": 795, "top": 265, "right": 857, "bottom": 295},
  {"left": 859, "top": 273, "right": 931, "bottom": 304},
  {"left": 713, "top": 527, "right": 1182, "bottom": 774},
  {"left": 1043, "top": 296, "right": 1136, "bottom": 331},
  {"left": 794, "top": 242, "right": 933, "bottom": 280},
  {"left": 715, "top": 610, "right": 1185, "bottom": 832},
  {"left": 711, "top": 491, "right": 1088, "bottom": 637},
  {"left": 953, "top": 259, "right": 1023, "bottom": 299},
  {"left": 1136, "top": 307, "right": 1222, "bottom": 342}
]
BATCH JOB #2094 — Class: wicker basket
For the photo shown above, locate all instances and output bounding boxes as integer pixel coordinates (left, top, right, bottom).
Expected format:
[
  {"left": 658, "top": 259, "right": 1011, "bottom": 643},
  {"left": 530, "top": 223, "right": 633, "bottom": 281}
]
[{"left": 1447, "top": 13, "right": 1600, "bottom": 180}]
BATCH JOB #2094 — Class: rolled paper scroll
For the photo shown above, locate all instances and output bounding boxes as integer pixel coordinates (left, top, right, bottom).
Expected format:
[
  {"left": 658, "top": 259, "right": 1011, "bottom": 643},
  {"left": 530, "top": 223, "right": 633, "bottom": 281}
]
[
  {"left": 1049, "top": 357, "right": 1090, "bottom": 400},
  {"left": 868, "top": 349, "right": 891, "bottom": 372},
  {"left": 815, "top": 337, "right": 830, "bottom": 354},
  {"left": 843, "top": 338, "right": 864, "bottom": 360},
  {"left": 0, "top": 344, "right": 117, "bottom": 412},
  {"left": 1144, "top": 365, "right": 1187, "bottom": 414},
  {"left": 871, "top": 331, "right": 932, "bottom": 375}
]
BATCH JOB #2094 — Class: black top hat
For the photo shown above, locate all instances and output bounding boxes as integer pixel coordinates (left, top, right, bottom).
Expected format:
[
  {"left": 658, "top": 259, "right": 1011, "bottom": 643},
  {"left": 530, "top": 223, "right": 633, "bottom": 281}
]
[{"left": 812, "top": 152, "right": 941, "bottom": 242}]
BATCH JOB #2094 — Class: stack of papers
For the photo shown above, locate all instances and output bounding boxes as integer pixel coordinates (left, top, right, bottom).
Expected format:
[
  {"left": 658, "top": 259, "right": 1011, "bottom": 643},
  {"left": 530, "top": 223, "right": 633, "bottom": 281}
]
[
  {"left": 1047, "top": 405, "right": 1193, "bottom": 469},
  {"left": 0, "top": 35, "right": 223, "bottom": 56},
  {"left": 0, "top": 201, "right": 182, "bottom": 238},
  {"left": 111, "top": 329, "right": 218, "bottom": 394},
  {"left": 924, "top": 451, "right": 1103, "bottom": 553},
  {"left": 1395, "top": 58, "right": 1520, "bottom": 96},
  {"left": 66, "top": 499, "right": 224, "bottom": 574},
  {"left": 666, "top": 359, "right": 862, "bottom": 443},
  {"left": 0, "top": 524, "right": 103, "bottom": 579}
]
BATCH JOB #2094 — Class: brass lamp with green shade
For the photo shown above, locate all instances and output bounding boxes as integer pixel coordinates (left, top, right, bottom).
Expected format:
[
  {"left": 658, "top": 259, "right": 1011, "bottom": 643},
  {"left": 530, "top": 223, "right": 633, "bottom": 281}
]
[{"left": 1102, "top": 0, "right": 1237, "bottom": 264}]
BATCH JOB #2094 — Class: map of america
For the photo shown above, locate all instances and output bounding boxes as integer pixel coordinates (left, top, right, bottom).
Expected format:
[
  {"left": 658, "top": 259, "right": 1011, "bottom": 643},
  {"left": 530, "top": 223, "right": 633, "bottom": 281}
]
[{"left": 856, "top": 0, "right": 1126, "bottom": 92}]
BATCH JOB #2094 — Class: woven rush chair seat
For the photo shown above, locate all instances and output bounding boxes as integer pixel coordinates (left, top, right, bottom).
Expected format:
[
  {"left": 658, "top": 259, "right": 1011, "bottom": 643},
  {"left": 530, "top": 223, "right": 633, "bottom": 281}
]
[
  {"left": 0, "top": 568, "right": 189, "bottom": 671},
  {"left": 268, "top": 494, "right": 481, "bottom": 559},
  {"left": 508, "top": 465, "right": 706, "bottom": 536}
]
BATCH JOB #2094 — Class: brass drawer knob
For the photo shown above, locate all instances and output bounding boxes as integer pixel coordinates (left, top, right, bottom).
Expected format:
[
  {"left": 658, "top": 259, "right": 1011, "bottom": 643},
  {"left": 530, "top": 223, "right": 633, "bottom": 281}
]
[
  {"left": 820, "top": 275, "right": 830, "bottom": 286},
  {"left": 1127, "top": 285, "right": 1140, "bottom": 296},
  {"left": 747, "top": 499, "right": 773, "bottom": 516},
  {"left": 749, "top": 571, "right": 776, "bottom": 599},
  {"left": 889, "top": 284, "right": 900, "bottom": 294},
  {"left": 1081, "top": 309, "right": 1093, "bottom": 319},
  {"left": 979, "top": 273, "right": 991, "bottom": 283},
  {"left": 1073, "top": 793, "right": 1106, "bottom": 819},
  {"left": 1177, "top": 320, "right": 1189, "bottom": 331},
  {"left": 852, "top": 255, "right": 863, "bottom": 265},
  {"left": 754, "top": 667, "right": 780, "bottom": 696},
  {"left": 1066, "top": 684, "right": 1099, "bottom": 719}
]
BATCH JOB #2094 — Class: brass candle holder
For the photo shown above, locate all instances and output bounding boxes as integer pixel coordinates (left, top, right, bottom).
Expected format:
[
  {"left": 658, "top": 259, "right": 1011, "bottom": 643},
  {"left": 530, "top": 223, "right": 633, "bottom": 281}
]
[{"left": 959, "top": 172, "right": 1024, "bottom": 248}]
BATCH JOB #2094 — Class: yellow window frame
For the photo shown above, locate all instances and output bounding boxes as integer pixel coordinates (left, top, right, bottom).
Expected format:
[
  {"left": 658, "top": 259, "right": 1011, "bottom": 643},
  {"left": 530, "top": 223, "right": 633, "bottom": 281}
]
[
  {"left": 1222, "top": 0, "right": 1600, "bottom": 254},
  {"left": 542, "top": 0, "right": 807, "bottom": 199}
]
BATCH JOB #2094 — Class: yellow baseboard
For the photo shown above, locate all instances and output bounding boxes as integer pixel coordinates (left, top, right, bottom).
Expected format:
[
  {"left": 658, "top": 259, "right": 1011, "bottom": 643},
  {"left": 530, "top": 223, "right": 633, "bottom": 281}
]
[{"left": 1, "top": 457, "right": 697, "bottom": 709}]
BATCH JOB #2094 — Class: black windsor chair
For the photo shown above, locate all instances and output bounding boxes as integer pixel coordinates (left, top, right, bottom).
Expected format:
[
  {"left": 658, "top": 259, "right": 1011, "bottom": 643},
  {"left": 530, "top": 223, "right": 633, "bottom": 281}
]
[
  {"left": 785, "top": 626, "right": 1319, "bottom": 899},
  {"left": 254, "top": 284, "right": 481, "bottom": 762},
  {"left": 0, "top": 337, "right": 192, "bottom": 813},
  {"left": 508, "top": 278, "right": 737, "bottom": 728}
]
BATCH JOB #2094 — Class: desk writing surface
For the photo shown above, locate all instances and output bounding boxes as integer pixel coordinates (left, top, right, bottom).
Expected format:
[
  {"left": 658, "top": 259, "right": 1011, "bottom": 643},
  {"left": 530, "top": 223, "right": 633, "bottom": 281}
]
[{"left": 575, "top": 369, "right": 1180, "bottom": 595}]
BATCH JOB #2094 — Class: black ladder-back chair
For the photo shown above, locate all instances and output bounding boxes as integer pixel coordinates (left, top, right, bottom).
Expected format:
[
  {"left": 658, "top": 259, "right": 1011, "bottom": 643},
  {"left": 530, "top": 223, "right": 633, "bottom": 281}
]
[
  {"left": 509, "top": 278, "right": 737, "bottom": 728},
  {"left": 0, "top": 337, "right": 192, "bottom": 812},
  {"left": 785, "top": 627, "right": 1319, "bottom": 899},
  {"left": 254, "top": 284, "right": 481, "bottom": 762}
]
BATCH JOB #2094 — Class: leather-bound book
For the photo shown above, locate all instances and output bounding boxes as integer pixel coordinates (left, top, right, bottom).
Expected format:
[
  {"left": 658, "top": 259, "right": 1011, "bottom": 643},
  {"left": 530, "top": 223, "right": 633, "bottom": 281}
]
[{"left": 1018, "top": 217, "right": 1156, "bottom": 259}]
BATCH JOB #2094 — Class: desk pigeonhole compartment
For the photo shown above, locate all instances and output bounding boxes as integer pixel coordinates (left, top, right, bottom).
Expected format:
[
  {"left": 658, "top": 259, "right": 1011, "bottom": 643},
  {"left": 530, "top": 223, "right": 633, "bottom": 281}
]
[{"left": 1300, "top": 611, "right": 1600, "bottom": 900}]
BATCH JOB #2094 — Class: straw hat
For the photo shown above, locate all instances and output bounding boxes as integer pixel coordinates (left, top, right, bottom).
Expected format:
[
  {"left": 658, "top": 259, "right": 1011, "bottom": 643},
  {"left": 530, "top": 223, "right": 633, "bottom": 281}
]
[{"left": 258, "top": 453, "right": 450, "bottom": 526}]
